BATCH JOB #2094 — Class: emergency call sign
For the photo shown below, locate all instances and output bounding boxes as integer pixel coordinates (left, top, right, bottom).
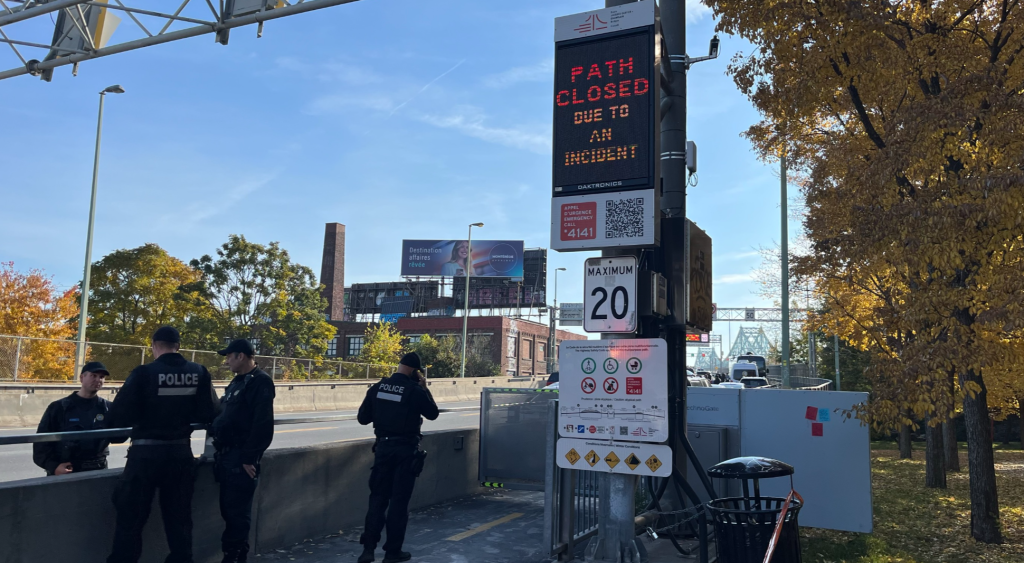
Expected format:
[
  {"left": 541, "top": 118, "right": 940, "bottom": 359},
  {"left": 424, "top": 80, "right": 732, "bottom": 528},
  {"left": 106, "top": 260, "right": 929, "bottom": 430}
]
[{"left": 552, "top": 9, "right": 656, "bottom": 197}]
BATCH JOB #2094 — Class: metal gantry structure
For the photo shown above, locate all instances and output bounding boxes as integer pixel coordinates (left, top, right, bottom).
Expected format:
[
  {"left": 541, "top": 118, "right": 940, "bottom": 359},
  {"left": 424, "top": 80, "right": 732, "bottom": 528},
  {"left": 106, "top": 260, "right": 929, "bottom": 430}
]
[
  {"left": 712, "top": 307, "right": 809, "bottom": 323},
  {"left": 0, "top": 0, "right": 362, "bottom": 81}
]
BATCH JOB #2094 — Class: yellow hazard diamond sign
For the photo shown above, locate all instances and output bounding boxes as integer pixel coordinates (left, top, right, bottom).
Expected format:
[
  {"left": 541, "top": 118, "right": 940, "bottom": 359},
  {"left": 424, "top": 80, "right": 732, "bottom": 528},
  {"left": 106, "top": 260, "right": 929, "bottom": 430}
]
[
  {"left": 625, "top": 453, "right": 642, "bottom": 470},
  {"left": 604, "top": 451, "right": 620, "bottom": 469},
  {"left": 645, "top": 455, "right": 663, "bottom": 473},
  {"left": 565, "top": 448, "right": 581, "bottom": 465},
  {"left": 584, "top": 450, "right": 599, "bottom": 467}
]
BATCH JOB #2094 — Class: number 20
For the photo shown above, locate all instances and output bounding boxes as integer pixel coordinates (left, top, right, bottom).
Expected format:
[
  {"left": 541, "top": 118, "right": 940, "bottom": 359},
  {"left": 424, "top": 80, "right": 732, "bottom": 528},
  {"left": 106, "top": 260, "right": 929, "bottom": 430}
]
[{"left": 591, "top": 286, "right": 629, "bottom": 320}]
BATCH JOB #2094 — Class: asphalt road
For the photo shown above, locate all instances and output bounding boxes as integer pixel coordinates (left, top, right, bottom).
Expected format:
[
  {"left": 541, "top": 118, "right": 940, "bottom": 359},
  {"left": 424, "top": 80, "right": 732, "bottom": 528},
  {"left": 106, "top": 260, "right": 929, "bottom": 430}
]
[{"left": 0, "top": 400, "right": 480, "bottom": 483}]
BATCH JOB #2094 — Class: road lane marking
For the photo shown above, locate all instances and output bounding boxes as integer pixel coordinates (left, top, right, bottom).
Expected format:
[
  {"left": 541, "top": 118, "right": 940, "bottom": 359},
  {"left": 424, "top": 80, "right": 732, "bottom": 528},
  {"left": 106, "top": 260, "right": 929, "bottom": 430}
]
[
  {"left": 275, "top": 426, "right": 335, "bottom": 434},
  {"left": 445, "top": 513, "right": 524, "bottom": 541}
]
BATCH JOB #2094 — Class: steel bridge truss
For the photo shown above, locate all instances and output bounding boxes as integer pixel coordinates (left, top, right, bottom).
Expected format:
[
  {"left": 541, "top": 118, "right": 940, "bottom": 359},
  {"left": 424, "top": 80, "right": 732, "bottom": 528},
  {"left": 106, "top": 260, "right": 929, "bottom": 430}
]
[{"left": 0, "top": 0, "right": 361, "bottom": 81}]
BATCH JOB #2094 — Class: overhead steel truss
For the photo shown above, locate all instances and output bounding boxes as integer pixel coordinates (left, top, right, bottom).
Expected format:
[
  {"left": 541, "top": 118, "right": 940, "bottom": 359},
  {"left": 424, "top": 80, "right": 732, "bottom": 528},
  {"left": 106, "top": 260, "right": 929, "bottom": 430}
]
[
  {"left": 0, "top": 0, "right": 361, "bottom": 81},
  {"left": 712, "top": 307, "right": 808, "bottom": 323}
]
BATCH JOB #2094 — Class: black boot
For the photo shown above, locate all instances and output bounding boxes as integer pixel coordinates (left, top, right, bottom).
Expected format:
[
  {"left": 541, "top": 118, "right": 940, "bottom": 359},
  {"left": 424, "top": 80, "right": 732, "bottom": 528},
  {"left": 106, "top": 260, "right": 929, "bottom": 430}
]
[
  {"left": 236, "top": 548, "right": 249, "bottom": 563},
  {"left": 357, "top": 547, "right": 375, "bottom": 563},
  {"left": 383, "top": 551, "right": 411, "bottom": 563},
  {"left": 221, "top": 551, "right": 240, "bottom": 563}
]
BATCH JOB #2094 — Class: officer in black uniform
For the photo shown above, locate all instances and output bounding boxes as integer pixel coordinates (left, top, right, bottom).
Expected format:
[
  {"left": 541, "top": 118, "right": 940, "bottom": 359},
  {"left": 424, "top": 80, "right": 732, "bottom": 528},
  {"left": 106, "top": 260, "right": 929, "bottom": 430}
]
[
  {"left": 356, "top": 352, "right": 439, "bottom": 563},
  {"left": 33, "top": 361, "right": 113, "bottom": 475},
  {"left": 105, "top": 326, "right": 220, "bottom": 563},
  {"left": 211, "top": 339, "right": 275, "bottom": 563}
]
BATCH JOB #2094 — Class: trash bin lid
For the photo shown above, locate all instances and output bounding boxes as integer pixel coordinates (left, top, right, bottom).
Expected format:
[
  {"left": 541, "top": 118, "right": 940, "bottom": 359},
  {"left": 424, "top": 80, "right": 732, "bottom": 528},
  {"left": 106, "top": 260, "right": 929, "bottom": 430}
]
[{"left": 706, "top": 457, "right": 794, "bottom": 479}]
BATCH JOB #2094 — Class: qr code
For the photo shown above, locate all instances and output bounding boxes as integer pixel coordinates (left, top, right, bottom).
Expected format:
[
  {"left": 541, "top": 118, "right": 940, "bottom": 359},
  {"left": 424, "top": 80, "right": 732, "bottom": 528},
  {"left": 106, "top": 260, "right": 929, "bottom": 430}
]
[
  {"left": 619, "top": 426, "right": 629, "bottom": 436},
  {"left": 606, "top": 197, "right": 645, "bottom": 239}
]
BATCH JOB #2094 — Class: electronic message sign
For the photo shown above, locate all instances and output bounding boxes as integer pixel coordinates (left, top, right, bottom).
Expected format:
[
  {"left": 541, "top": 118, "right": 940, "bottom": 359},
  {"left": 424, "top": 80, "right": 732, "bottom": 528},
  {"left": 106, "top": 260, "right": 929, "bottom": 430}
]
[{"left": 552, "top": 2, "right": 657, "bottom": 197}]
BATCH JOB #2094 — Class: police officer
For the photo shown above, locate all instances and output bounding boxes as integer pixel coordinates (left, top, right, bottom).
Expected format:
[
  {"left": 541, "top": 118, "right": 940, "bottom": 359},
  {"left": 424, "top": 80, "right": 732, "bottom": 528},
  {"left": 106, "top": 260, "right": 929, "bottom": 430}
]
[
  {"left": 356, "top": 352, "right": 439, "bottom": 563},
  {"left": 105, "top": 326, "right": 219, "bottom": 563},
  {"left": 33, "top": 361, "right": 113, "bottom": 475},
  {"left": 211, "top": 339, "right": 275, "bottom": 563}
]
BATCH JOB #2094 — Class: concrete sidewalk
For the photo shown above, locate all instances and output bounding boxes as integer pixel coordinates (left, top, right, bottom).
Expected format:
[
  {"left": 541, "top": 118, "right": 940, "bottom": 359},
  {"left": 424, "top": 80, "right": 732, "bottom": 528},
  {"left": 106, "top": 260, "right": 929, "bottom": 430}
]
[{"left": 255, "top": 490, "right": 557, "bottom": 563}]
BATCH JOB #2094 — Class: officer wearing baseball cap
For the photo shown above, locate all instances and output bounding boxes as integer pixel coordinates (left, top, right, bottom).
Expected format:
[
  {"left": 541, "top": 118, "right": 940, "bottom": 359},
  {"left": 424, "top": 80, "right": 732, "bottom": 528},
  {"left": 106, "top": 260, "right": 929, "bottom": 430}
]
[
  {"left": 356, "top": 352, "right": 439, "bottom": 563},
  {"left": 211, "top": 338, "right": 275, "bottom": 563},
  {"left": 105, "top": 326, "right": 220, "bottom": 563},
  {"left": 33, "top": 361, "right": 113, "bottom": 475}
]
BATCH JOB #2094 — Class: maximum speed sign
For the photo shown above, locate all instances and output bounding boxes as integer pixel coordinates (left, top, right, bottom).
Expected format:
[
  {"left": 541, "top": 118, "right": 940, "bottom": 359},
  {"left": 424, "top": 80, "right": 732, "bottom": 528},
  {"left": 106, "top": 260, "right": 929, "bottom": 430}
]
[{"left": 583, "top": 256, "right": 637, "bottom": 333}]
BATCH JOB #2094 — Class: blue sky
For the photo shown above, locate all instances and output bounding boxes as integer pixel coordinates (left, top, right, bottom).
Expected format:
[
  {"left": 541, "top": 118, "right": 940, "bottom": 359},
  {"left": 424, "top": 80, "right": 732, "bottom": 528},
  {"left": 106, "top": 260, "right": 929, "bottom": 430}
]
[{"left": 1, "top": 0, "right": 785, "bottom": 346}]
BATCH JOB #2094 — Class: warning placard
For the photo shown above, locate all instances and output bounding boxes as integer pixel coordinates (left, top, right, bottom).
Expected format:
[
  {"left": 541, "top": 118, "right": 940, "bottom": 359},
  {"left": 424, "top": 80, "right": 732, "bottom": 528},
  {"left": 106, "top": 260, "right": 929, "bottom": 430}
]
[
  {"left": 559, "top": 339, "right": 668, "bottom": 443},
  {"left": 556, "top": 438, "right": 672, "bottom": 477}
]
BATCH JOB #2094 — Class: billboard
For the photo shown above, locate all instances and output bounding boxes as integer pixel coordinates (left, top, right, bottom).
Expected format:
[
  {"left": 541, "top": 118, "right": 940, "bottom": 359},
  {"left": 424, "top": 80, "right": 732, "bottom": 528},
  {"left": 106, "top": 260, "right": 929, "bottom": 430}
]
[
  {"left": 552, "top": 1, "right": 657, "bottom": 197},
  {"left": 687, "top": 222, "right": 713, "bottom": 333},
  {"left": 401, "top": 240, "right": 525, "bottom": 278}
]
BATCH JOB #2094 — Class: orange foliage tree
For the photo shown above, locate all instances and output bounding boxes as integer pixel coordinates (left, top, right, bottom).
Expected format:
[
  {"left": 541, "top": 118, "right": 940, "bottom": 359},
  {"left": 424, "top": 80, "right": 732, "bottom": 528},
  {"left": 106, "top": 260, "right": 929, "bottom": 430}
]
[{"left": 0, "top": 262, "right": 79, "bottom": 380}]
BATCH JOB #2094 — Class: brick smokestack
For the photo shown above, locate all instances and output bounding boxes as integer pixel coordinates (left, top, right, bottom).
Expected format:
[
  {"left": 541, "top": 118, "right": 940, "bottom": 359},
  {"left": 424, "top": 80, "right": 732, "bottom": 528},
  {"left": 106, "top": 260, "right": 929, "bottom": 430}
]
[{"left": 320, "top": 223, "right": 345, "bottom": 321}]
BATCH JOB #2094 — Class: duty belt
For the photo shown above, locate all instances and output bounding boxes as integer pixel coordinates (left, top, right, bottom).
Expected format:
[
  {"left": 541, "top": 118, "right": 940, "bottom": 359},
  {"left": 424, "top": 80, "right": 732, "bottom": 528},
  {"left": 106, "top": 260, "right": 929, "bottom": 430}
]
[{"left": 132, "top": 438, "right": 191, "bottom": 446}]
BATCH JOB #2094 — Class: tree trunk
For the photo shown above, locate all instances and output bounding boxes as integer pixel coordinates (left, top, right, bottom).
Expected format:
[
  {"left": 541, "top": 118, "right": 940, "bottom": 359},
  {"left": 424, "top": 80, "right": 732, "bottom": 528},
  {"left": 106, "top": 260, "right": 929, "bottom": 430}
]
[
  {"left": 899, "top": 420, "right": 913, "bottom": 459},
  {"left": 1019, "top": 399, "right": 1023, "bottom": 450},
  {"left": 925, "top": 417, "right": 947, "bottom": 488},
  {"left": 961, "top": 370, "right": 1002, "bottom": 544},
  {"left": 944, "top": 417, "right": 961, "bottom": 473}
]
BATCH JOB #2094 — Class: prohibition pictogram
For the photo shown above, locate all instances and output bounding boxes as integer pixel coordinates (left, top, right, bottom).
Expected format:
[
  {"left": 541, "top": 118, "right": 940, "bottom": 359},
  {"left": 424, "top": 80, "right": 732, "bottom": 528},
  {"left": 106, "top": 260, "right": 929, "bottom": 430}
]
[
  {"left": 603, "top": 377, "right": 619, "bottom": 394},
  {"left": 581, "top": 377, "right": 597, "bottom": 394}
]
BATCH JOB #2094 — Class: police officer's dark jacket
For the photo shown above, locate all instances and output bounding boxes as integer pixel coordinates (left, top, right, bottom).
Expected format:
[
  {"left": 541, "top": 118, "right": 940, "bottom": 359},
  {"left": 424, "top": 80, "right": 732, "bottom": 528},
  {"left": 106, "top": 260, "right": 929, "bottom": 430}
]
[
  {"left": 357, "top": 372, "right": 439, "bottom": 439},
  {"left": 33, "top": 392, "right": 111, "bottom": 474},
  {"left": 106, "top": 352, "right": 219, "bottom": 452},
  {"left": 211, "top": 366, "right": 275, "bottom": 465}
]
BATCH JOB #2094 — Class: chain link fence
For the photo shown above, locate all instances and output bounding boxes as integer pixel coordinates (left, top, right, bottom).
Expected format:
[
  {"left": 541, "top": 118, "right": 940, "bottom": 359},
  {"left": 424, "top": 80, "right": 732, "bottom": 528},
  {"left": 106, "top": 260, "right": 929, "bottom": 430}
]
[{"left": 0, "top": 335, "right": 399, "bottom": 382}]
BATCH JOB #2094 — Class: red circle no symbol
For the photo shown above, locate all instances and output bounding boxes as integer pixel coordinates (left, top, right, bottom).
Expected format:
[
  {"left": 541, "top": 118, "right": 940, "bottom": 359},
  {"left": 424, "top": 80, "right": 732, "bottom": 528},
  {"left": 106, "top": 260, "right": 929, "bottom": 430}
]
[
  {"left": 604, "top": 378, "right": 619, "bottom": 394},
  {"left": 581, "top": 377, "right": 597, "bottom": 394}
]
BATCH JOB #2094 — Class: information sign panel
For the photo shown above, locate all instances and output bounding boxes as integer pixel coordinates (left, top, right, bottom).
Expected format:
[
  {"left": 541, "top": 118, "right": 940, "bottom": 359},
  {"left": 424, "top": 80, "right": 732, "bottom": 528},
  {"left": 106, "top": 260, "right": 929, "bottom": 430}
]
[
  {"left": 551, "top": 189, "right": 657, "bottom": 251},
  {"left": 558, "top": 338, "right": 668, "bottom": 443},
  {"left": 583, "top": 256, "right": 637, "bottom": 333},
  {"left": 557, "top": 437, "right": 672, "bottom": 477},
  {"left": 559, "top": 302, "right": 584, "bottom": 326}
]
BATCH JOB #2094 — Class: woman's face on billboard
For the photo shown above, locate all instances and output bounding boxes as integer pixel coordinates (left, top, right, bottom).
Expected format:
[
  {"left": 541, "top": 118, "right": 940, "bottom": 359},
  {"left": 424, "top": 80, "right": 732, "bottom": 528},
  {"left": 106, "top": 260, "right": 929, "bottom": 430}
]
[{"left": 456, "top": 242, "right": 469, "bottom": 259}]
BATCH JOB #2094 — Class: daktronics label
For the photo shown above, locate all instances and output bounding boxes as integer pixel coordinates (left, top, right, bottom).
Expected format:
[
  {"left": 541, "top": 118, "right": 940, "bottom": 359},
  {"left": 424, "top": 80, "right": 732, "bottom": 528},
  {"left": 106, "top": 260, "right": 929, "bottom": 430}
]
[{"left": 553, "top": 27, "right": 655, "bottom": 196}]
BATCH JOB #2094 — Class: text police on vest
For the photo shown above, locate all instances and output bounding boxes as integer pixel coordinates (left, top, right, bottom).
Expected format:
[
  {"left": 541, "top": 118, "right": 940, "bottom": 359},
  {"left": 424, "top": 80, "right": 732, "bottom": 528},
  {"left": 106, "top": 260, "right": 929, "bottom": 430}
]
[{"left": 159, "top": 373, "right": 199, "bottom": 386}]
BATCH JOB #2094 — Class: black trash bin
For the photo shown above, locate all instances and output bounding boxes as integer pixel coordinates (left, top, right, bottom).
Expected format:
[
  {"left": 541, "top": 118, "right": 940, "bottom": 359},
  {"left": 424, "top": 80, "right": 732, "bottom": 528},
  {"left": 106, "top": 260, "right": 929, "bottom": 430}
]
[{"left": 704, "top": 457, "right": 802, "bottom": 563}]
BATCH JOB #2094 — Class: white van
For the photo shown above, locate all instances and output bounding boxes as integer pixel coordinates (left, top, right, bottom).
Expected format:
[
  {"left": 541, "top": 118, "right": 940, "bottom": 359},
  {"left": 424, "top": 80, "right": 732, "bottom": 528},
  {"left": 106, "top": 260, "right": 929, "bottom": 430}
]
[{"left": 730, "top": 362, "right": 760, "bottom": 382}]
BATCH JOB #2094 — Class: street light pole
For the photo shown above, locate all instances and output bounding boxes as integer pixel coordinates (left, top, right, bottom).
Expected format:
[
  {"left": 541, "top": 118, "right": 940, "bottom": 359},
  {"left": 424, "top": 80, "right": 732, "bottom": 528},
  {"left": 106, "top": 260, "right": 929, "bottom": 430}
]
[
  {"left": 548, "top": 267, "right": 566, "bottom": 374},
  {"left": 460, "top": 222, "right": 483, "bottom": 378},
  {"left": 75, "top": 85, "right": 125, "bottom": 375},
  {"left": 780, "top": 154, "right": 791, "bottom": 388}
]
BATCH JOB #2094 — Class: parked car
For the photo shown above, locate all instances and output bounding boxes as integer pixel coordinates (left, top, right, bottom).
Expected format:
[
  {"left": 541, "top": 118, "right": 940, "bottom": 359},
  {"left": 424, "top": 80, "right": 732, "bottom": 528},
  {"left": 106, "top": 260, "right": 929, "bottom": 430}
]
[
  {"left": 740, "top": 376, "right": 771, "bottom": 389},
  {"left": 687, "top": 376, "right": 712, "bottom": 388},
  {"left": 714, "top": 381, "right": 745, "bottom": 389}
]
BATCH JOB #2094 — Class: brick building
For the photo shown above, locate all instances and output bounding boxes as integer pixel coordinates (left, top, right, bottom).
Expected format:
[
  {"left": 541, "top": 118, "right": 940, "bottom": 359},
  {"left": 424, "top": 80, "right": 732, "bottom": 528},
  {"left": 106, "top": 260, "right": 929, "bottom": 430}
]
[{"left": 326, "top": 316, "right": 585, "bottom": 377}]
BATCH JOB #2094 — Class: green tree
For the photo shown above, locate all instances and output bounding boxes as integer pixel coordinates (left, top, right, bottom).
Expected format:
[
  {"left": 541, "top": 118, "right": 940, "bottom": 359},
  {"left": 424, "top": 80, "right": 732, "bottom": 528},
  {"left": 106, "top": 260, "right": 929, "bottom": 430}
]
[
  {"left": 87, "top": 244, "right": 205, "bottom": 346},
  {"left": 359, "top": 323, "right": 405, "bottom": 365},
  {"left": 410, "top": 334, "right": 460, "bottom": 378},
  {"left": 184, "top": 235, "right": 335, "bottom": 357}
]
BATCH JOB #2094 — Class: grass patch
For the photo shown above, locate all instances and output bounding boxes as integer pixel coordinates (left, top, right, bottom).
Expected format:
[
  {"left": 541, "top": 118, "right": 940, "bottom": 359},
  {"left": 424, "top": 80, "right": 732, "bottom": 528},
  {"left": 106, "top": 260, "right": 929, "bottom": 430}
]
[{"left": 801, "top": 448, "right": 1024, "bottom": 563}]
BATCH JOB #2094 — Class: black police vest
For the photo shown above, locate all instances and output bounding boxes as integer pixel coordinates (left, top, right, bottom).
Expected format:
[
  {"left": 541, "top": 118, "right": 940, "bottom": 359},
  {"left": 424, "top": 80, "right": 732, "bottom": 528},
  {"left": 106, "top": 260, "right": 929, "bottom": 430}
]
[
  {"left": 372, "top": 374, "right": 422, "bottom": 439},
  {"left": 59, "top": 395, "right": 109, "bottom": 460},
  {"left": 132, "top": 354, "right": 206, "bottom": 441},
  {"left": 211, "top": 370, "right": 255, "bottom": 446}
]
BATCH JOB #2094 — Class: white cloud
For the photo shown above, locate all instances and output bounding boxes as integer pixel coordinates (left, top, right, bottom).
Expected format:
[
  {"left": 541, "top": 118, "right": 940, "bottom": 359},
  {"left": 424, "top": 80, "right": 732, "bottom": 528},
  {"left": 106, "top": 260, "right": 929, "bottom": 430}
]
[
  {"left": 415, "top": 106, "right": 551, "bottom": 155},
  {"left": 275, "top": 57, "right": 383, "bottom": 84},
  {"left": 170, "top": 175, "right": 276, "bottom": 227},
  {"left": 482, "top": 59, "right": 554, "bottom": 88},
  {"left": 715, "top": 273, "right": 754, "bottom": 285},
  {"left": 688, "top": 0, "right": 712, "bottom": 23}
]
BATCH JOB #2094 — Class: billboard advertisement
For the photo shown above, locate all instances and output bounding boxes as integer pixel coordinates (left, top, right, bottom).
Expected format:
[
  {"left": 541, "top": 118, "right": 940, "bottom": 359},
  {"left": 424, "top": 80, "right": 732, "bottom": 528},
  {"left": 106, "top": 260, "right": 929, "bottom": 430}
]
[{"left": 401, "top": 240, "right": 525, "bottom": 278}]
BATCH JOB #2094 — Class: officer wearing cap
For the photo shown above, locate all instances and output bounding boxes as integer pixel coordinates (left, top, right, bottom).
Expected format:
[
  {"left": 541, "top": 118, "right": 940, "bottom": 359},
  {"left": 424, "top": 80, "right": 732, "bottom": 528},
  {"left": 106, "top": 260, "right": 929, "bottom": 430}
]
[
  {"left": 211, "top": 339, "right": 275, "bottom": 563},
  {"left": 356, "top": 352, "right": 439, "bottom": 563},
  {"left": 33, "top": 361, "right": 113, "bottom": 475},
  {"left": 105, "top": 326, "right": 220, "bottom": 563}
]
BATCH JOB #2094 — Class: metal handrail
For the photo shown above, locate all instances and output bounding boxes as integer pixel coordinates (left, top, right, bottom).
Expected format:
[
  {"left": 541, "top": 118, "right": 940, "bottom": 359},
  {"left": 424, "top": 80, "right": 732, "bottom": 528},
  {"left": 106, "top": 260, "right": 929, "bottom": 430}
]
[{"left": 0, "top": 407, "right": 480, "bottom": 446}]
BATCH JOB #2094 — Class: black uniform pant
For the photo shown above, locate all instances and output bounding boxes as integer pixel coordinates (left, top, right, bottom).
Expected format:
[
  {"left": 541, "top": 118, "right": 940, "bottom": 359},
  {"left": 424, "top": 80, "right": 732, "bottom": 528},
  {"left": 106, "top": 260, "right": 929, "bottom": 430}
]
[
  {"left": 360, "top": 440, "right": 418, "bottom": 553},
  {"left": 215, "top": 450, "right": 258, "bottom": 554},
  {"left": 107, "top": 450, "right": 195, "bottom": 563}
]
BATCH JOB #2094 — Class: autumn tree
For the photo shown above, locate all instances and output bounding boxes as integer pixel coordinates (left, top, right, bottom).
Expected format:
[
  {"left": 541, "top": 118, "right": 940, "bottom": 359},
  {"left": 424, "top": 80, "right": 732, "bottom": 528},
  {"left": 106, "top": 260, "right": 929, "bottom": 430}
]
[
  {"left": 184, "top": 235, "right": 335, "bottom": 357},
  {"left": 710, "top": 0, "right": 1024, "bottom": 542},
  {"left": 0, "top": 262, "right": 78, "bottom": 380},
  {"left": 359, "top": 323, "right": 405, "bottom": 366},
  {"left": 87, "top": 244, "right": 205, "bottom": 346}
]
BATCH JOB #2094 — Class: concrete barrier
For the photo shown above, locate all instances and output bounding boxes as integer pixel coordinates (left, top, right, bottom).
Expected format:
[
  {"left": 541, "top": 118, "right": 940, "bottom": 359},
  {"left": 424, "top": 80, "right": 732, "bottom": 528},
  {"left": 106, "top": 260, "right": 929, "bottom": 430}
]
[
  {"left": 0, "top": 428, "right": 481, "bottom": 563},
  {"left": 0, "top": 376, "right": 544, "bottom": 427}
]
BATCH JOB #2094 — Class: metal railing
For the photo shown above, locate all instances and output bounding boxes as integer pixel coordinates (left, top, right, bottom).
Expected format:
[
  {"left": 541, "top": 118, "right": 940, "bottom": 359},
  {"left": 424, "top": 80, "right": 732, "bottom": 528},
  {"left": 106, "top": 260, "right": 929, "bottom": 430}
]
[
  {"left": 766, "top": 375, "right": 835, "bottom": 391},
  {"left": 0, "top": 334, "right": 410, "bottom": 382},
  {"left": 543, "top": 400, "right": 600, "bottom": 560}
]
